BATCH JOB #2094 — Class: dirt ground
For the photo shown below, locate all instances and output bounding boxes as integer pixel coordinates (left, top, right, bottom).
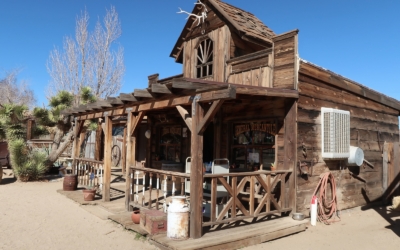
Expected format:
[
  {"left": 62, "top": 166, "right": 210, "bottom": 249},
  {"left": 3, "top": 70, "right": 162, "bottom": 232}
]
[
  {"left": 1, "top": 169, "right": 399, "bottom": 250},
  {"left": 0, "top": 169, "right": 156, "bottom": 250}
]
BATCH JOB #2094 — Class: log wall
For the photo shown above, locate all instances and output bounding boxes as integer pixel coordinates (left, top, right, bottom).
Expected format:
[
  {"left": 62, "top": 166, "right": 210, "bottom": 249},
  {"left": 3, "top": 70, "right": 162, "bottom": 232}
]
[{"left": 296, "top": 63, "right": 400, "bottom": 213}]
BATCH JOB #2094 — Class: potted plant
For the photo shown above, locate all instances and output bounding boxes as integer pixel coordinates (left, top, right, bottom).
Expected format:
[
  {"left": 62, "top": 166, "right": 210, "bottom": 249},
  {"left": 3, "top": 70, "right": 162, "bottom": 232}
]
[{"left": 270, "top": 163, "right": 276, "bottom": 171}]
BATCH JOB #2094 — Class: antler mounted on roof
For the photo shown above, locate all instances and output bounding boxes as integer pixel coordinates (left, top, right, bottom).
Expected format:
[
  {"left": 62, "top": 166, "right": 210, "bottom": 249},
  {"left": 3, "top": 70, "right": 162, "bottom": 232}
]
[{"left": 177, "top": 0, "right": 208, "bottom": 26}]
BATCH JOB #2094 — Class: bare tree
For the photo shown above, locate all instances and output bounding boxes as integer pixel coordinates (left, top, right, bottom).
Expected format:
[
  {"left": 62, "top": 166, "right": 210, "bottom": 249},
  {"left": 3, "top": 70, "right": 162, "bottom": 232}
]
[
  {"left": 0, "top": 69, "right": 36, "bottom": 108},
  {"left": 47, "top": 6, "right": 124, "bottom": 106}
]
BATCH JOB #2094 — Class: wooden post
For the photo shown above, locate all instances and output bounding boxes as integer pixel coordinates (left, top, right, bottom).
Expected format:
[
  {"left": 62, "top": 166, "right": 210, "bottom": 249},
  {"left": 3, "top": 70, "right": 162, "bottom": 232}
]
[
  {"left": 190, "top": 97, "right": 204, "bottom": 239},
  {"left": 122, "top": 126, "right": 127, "bottom": 175},
  {"left": 284, "top": 100, "right": 297, "bottom": 213},
  {"left": 125, "top": 112, "right": 134, "bottom": 210},
  {"left": 125, "top": 111, "right": 145, "bottom": 211},
  {"left": 103, "top": 115, "right": 113, "bottom": 202},
  {"left": 94, "top": 119, "right": 103, "bottom": 161},
  {"left": 71, "top": 118, "right": 84, "bottom": 174}
]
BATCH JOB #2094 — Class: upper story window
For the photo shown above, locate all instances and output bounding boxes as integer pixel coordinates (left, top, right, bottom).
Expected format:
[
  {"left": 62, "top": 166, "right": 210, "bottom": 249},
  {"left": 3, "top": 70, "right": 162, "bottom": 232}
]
[{"left": 196, "top": 38, "right": 213, "bottom": 78}]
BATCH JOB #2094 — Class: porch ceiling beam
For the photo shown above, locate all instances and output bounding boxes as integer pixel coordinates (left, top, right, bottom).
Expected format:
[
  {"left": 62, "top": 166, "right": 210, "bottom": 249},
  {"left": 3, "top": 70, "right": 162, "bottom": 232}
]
[
  {"left": 76, "top": 86, "right": 236, "bottom": 120},
  {"left": 197, "top": 100, "right": 224, "bottom": 135},
  {"left": 96, "top": 100, "right": 113, "bottom": 108},
  {"left": 151, "top": 83, "right": 173, "bottom": 94},
  {"left": 134, "top": 89, "right": 154, "bottom": 99},
  {"left": 176, "top": 105, "right": 192, "bottom": 131},
  {"left": 107, "top": 97, "right": 124, "bottom": 106},
  {"left": 119, "top": 93, "right": 138, "bottom": 102}
]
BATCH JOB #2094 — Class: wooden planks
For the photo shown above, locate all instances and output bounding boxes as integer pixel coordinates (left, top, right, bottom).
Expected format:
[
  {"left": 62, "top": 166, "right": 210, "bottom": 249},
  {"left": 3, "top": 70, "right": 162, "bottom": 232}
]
[
  {"left": 150, "top": 217, "right": 307, "bottom": 250},
  {"left": 272, "top": 30, "right": 298, "bottom": 90},
  {"left": 300, "top": 62, "right": 400, "bottom": 112}
]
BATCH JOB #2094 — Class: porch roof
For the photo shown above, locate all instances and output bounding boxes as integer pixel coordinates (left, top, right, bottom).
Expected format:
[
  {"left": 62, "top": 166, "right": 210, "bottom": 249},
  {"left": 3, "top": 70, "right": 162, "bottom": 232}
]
[{"left": 62, "top": 78, "right": 298, "bottom": 120}]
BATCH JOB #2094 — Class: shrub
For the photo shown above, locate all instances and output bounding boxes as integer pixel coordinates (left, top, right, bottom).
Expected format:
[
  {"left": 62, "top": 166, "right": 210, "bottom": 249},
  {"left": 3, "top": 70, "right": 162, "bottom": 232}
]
[{"left": 9, "top": 139, "right": 48, "bottom": 181}]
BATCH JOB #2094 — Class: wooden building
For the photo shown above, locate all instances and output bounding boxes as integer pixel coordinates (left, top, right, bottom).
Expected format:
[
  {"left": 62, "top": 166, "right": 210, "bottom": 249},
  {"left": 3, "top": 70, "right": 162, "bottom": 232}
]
[{"left": 63, "top": 0, "right": 400, "bottom": 244}]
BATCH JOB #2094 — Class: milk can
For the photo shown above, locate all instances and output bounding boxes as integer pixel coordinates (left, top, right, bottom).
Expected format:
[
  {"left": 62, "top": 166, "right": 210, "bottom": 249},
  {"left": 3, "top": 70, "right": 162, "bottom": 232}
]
[{"left": 167, "top": 196, "right": 189, "bottom": 240}]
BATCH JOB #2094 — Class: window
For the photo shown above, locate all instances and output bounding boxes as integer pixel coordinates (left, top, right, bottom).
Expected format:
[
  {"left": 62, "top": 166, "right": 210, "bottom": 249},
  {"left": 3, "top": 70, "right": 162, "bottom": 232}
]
[
  {"left": 196, "top": 38, "right": 213, "bottom": 78},
  {"left": 231, "top": 121, "right": 277, "bottom": 170}
]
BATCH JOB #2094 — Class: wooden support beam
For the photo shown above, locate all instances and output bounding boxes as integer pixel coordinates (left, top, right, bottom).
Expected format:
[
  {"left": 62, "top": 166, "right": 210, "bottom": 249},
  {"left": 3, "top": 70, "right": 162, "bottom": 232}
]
[
  {"left": 119, "top": 93, "right": 138, "bottom": 102},
  {"left": 124, "top": 110, "right": 145, "bottom": 210},
  {"left": 197, "top": 100, "right": 224, "bottom": 135},
  {"left": 71, "top": 119, "right": 85, "bottom": 173},
  {"left": 76, "top": 87, "right": 236, "bottom": 120},
  {"left": 134, "top": 89, "right": 153, "bottom": 98},
  {"left": 151, "top": 83, "right": 172, "bottom": 94},
  {"left": 122, "top": 126, "right": 127, "bottom": 175},
  {"left": 129, "top": 111, "right": 146, "bottom": 136},
  {"left": 97, "top": 100, "right": 113, "bottom": 108},
  {"left": 176, "top": 105, "right": 192, "bottom": 131},
  {"left": 94, "top": 119, "right": 102, "bottom": 161},
  {"left": 284, "top": 100, "right": 297, "bottom": 213},
  {"left": 148, "top": 73, "right": 159, "bottom": 88},
  {"left": 107, "top": 97, "right": 124, "bottom": 106},
  {"left": 190, "top": 98, "right": 204, "bottom": 239},
  {"left": 103, "top": 115, "right": 113, "bottom": 202},
  {"left": 125, "top": 112, "right": 134, "bottom": 210}
]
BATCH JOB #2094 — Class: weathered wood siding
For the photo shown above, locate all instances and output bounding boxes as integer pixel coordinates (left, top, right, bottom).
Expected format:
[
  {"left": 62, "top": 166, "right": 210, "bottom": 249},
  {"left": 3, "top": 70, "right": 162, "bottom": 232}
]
[
  {"left": 183, "top": 25, "right": 230, "bottom": 82},
  {"left": 226, "top": 49, "right": 273, "bottom": 87},
  {"left": 272, "top": 30, "right": 299, "bottom": 90},
  {"left": 296, "top": 62, "right": 399, "bottom": 213}
]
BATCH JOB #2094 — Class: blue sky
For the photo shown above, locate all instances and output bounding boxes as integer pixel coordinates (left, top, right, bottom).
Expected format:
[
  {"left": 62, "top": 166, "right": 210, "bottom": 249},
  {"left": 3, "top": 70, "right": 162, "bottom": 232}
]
[{"left": 1, "top": 0, "right": 399, "bottom": 107}]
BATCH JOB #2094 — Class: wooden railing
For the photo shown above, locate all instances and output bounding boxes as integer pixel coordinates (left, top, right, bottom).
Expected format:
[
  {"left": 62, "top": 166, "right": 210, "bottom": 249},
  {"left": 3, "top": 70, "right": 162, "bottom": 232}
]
[
  {"left": 128, "top": 166, "right": 190, "bottom": 212},
  {"left": 128, "top": 167, "right": 293, "bottom": 226},
  {"left": 202, "top": 170, "right": 293, "bottom": 227},
  {"left": 73, "top": 158, "right": 104, "bottom": 189}
]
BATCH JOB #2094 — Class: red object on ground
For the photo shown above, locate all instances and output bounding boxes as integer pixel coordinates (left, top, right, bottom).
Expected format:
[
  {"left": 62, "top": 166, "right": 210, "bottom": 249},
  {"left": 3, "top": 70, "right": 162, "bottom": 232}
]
[{"left": 140, "top": 209, "right": 167, "bottom": 235}]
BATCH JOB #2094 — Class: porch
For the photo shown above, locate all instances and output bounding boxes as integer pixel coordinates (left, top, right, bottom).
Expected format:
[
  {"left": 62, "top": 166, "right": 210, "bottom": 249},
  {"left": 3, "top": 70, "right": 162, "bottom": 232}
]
[{"left": 58, "top": 165, "right": 308, "bottom": 249}]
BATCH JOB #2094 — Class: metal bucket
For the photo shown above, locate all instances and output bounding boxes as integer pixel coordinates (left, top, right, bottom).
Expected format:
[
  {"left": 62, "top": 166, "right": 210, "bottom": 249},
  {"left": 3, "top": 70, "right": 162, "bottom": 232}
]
[
  {"left": 63, "top": 174, "right": 78, "bottom": 191},
  {"left": 167, "top": 196, "right": 189, "bottom": 240}
]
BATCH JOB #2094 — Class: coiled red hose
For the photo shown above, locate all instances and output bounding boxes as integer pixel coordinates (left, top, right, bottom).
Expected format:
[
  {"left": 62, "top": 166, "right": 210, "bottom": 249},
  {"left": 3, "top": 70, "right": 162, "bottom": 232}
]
[{"left": 312, "top": 172, "right": 340, "bottom": 225}]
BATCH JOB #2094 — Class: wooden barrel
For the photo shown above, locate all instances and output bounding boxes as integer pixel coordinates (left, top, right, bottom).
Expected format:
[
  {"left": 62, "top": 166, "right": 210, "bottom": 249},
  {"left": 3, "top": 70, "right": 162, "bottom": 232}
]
[{"left": 63, "top": 174, "right": 78, "bottom": 191}]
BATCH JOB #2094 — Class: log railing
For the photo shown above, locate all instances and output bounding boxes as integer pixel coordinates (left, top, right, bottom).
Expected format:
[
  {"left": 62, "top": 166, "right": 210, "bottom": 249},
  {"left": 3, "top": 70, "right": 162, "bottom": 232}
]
[
  {"left": 202, "top": 170, "right": 293, "bottom": 227},
  {"left": 73, "top": 158, "right": 104, "bottom": 189},
  {"left": 128, "top": 166, "right": 190, "bottom": 212}
]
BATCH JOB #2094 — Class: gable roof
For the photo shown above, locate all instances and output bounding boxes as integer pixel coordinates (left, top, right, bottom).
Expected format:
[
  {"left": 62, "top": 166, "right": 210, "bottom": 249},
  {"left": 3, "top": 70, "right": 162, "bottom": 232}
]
[{"left": 171, "top": 0, "right": 275, "bottom": 62}]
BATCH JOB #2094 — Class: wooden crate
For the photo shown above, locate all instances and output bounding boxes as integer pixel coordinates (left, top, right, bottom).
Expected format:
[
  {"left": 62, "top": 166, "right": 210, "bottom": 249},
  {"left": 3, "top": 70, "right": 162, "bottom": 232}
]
[{"left": 140, "top": 209, "right": 168, "bottom": 235}]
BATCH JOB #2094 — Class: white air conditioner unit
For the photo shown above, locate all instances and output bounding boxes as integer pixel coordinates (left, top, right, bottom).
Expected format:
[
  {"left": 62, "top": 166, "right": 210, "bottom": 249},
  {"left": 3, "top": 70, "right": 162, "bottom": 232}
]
[{"left": 321, "top": 107, "right": 350, "bottom": 159}]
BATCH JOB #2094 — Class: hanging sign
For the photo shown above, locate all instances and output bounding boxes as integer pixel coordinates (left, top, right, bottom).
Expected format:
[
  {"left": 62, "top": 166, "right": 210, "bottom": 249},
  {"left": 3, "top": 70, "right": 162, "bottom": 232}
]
[
  {"left": 162, "top": 127, "right": 181, "bottom": 136},
  {"left": 234, "top": 122, "right": 276, "bottom": 137}
]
